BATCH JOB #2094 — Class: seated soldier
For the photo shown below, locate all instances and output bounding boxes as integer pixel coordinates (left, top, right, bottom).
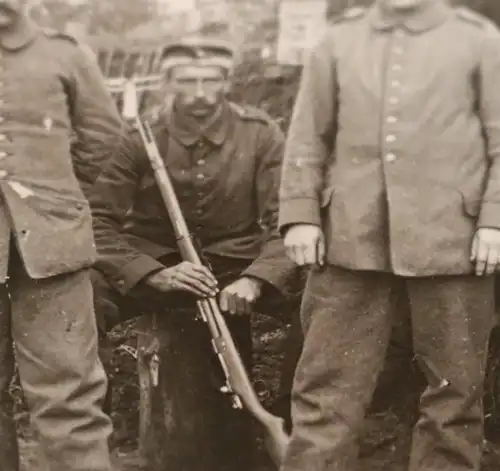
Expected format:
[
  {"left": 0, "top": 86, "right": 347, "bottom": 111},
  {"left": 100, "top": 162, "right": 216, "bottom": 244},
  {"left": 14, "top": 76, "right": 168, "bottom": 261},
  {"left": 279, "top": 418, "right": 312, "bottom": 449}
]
[{"left": 88, "top": 37, "right": 297, "bottom": 471}]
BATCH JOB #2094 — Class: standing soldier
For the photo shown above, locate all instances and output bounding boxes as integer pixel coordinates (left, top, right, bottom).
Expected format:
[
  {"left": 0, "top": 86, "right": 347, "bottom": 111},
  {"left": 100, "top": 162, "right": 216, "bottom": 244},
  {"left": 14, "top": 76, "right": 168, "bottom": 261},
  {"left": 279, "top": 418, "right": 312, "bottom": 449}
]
[
  {"left": 279, "top": 1, "right": 500, "bottom": 471},
  {"left": 89, "top": 37, "right": 297, "bottom": 471},
  {"left": 0, "top": 1, "right": 125, "bottom": 471}
]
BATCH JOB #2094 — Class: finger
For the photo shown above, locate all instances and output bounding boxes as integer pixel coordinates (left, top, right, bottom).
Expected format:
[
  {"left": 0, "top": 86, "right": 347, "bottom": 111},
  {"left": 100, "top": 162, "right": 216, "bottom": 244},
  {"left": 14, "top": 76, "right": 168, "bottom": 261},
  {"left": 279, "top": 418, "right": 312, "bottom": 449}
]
[
  {"left": 292, "top": 245, "right": 306, "bottom": 266},
  {"left": 227, "top": 293, "right": 238, "bottom": 315},
  {"left": 485, "top": 247, "right": 500, "bottom": 276},
  {"left": 316, "top": 233, "right": 326, "bottom": 266},
  {"left": 182, "top": 268, "right": 219, "bottom": 294},
  {"left": 470, "top": 234, "right": 478, "bottom": 262},
  {"left": 301, "top": 242, "right": 317, "bottom": 266},
  {"left": 239, "top": 294, "right": 253, "bottom": 315},
  {"left": 285, "top": 243, "right": 298, "bottom": 265},
  {"left": 176, "top": 272, "right": 216, "bottom": 297},
  {"left": 474, "top": 240, "right": 489, "bottom": 276},
  {"left": 171, "top": 278, "right": 210, "bottom": 297},
  {"left": 219, "top": 290, "right": 229, "bottom": 312},
  {"left": 191, "top": 265, "right": 218, "bottom": 287},
  {"left": 232, "top": 294, "right": 246, "bottom": 316},
  {"left": 244, "top": 294, "right": 255, "bottom": 315}
]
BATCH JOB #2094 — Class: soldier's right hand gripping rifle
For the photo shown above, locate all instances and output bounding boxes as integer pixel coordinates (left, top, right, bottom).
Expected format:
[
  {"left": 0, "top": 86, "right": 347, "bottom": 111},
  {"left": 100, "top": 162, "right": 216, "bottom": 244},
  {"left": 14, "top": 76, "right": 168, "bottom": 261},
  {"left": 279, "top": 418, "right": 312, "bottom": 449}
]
[{"left": 122, "top": 80, "right": 290, "bottom": 467}]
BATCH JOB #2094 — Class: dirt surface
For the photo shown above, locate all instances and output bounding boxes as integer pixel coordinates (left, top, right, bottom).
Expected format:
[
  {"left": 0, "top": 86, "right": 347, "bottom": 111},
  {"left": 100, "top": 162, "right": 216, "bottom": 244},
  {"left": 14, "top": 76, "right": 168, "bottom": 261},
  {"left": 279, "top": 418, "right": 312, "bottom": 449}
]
[{"left": 15, "top": 314, "right": 500, "bottom": 471}]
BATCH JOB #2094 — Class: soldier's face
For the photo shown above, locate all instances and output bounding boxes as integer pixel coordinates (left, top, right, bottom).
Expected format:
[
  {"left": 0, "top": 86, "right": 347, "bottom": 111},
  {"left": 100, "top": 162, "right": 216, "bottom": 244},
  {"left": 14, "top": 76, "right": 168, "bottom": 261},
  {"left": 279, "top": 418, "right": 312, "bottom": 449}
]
[
  {"left": 0, "top": 0, "right": 25, "bottom": 28},
  {"left": 378, "top": 0, "right": 434, "bottom": 10},
  {"left": 169, "top": 65, "right": 229, "bottom": 118}
]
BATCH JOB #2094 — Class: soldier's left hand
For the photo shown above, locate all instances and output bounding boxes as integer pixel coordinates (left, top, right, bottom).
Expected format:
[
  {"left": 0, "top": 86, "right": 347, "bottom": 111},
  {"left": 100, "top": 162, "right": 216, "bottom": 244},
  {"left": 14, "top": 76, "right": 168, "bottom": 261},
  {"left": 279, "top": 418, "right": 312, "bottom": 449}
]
[
  {"left": 219, "top": 277, "right": 263, "bottom": 315},
  {"left": 471, "top": 228, "right": 500, "bottom": 276}
]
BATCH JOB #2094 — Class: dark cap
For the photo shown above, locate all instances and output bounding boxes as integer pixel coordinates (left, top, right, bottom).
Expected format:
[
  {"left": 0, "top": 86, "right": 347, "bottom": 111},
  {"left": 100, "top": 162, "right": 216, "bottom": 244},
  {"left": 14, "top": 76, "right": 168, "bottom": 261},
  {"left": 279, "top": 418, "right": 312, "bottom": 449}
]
[{"left": 160, "top": 36, "right": 235, "bottom": 74}]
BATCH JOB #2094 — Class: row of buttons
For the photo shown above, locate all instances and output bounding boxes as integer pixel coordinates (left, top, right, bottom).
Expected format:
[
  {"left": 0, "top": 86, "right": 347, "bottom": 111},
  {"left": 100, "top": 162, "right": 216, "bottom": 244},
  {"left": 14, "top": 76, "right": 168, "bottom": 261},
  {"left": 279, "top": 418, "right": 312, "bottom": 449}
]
[
  {"left": 179, "top": 158, "right": 207, "bottom": 181},
  {"left": 383, "top": 28, "right": 405, "bottom": 164}
]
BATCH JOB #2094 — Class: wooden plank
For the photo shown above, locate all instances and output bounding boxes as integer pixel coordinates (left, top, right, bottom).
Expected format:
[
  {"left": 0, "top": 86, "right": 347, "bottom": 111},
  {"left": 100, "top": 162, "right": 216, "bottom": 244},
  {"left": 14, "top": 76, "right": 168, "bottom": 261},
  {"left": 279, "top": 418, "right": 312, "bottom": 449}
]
[{"left": 135, "top": 315, "right": 159, "bottom": 462}]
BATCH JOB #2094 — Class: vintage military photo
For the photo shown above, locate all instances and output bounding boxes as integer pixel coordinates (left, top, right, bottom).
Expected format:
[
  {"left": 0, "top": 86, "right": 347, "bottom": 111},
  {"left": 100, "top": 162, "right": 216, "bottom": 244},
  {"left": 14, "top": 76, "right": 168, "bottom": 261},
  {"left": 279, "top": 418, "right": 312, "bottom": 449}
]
[{"left": 0, "top": 0, "right": 499, "bottom": 470}]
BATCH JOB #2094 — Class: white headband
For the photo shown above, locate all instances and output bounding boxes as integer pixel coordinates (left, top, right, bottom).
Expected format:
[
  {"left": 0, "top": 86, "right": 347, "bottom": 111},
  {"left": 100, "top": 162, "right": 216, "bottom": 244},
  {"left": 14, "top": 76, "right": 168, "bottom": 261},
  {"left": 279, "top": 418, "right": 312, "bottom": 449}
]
[{"left": 161, "top": 56, "right": 233, "bottom": 73}]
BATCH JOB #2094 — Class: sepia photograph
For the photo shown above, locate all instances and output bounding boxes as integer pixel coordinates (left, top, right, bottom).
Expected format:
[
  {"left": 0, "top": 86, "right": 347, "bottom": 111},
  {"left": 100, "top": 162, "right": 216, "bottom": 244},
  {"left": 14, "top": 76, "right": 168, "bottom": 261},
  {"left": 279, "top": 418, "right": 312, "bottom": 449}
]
[{"left": 0, "top": 0, "right": 499, "bottom": 470}]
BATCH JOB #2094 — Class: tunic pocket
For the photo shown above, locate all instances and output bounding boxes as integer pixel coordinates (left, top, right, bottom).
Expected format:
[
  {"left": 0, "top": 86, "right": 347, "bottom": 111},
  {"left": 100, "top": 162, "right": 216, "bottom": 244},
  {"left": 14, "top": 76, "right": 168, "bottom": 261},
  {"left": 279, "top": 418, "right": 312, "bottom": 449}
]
[{"left": 460, "top": 189, "right": 482, "bottom": 218}]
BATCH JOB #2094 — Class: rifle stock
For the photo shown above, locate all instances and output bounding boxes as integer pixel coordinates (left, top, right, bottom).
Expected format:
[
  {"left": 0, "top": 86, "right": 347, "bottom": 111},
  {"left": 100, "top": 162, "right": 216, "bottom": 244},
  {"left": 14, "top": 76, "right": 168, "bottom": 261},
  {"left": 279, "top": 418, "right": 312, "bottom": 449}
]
[{"left": 133, "top": 115, "right": 290, "bottom": 467}]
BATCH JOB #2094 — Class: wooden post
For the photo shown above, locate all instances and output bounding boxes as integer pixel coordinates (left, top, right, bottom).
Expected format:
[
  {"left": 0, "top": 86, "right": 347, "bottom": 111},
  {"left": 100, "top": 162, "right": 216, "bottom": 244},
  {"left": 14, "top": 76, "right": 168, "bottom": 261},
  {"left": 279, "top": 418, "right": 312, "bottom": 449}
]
[{"left": 135, "top": 314, "right": 159, "bottom": 463}]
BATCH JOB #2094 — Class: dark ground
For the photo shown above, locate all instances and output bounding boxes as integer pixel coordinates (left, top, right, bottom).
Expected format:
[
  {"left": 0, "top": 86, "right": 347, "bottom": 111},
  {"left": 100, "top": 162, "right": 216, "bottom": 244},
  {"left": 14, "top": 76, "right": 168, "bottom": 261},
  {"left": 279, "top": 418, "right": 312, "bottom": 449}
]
[{"left": 12, "top": 313, "right": 500, "bottom": 471}]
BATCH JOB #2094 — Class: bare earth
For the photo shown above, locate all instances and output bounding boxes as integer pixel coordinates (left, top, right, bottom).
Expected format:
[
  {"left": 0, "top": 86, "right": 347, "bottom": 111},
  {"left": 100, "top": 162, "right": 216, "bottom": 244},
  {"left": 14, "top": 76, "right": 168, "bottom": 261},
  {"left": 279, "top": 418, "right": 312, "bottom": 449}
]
[{"left": 16, "top": 314, "right": 500, "bottom": 471}]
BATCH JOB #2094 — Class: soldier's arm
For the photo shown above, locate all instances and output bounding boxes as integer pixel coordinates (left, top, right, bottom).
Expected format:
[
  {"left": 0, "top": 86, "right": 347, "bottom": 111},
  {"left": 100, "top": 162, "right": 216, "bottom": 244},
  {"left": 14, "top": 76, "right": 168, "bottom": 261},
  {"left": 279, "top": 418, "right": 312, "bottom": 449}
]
[
  {"left": 241, "top": 122, "right": 298, "bottom": 295},
  {"left": 477, "top": 22, "right": 500, "bottom": 229},
  {"left": 67, "top": 44, "right": 125, "bottom": 199},
  {"left": 278, "top": 31, "right": 337, "bottom": 232},
  {"left": 88, "top": 132, "right": 165, "bottom": 296}
]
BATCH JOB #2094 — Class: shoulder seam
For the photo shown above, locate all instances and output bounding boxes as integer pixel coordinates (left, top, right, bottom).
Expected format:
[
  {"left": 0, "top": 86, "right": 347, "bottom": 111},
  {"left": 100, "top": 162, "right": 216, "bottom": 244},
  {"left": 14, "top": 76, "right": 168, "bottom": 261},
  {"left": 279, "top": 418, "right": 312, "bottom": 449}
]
[
  {"left": 455, "top": 6, "right": 487, "bottom": 27},
  {"left": 42, "top": 28, "right": 78, "bottom": 44},
  {"left": 229, "top": 102, "right": 272, "bottom": 125}
]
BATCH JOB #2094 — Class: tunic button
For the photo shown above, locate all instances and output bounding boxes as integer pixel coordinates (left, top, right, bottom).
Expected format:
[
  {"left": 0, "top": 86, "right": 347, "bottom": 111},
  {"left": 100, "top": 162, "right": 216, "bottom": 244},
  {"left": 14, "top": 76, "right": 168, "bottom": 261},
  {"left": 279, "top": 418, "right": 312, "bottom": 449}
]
[
  {"left": 385, "top": 153, "right": 396, "bottom": 162},
  {"left": 392, "top": 64, "right": 402, "bottom": 71},
  {"left": 0, "top": 151, "right": 7, "bottom": 159},
  {"left": 0, "top": 170, "right": 7, "bottom": 178},
  {"left": 388, "top": 97, "right": 399, "bottom": 105},
  {"left": 0, "top": 134, "right": 7, "bottom": 141},
  {"left": 387, "top": 116, "right": 397, "bottom": 124},
  {"left": 393, "top": 47, "right": 403, "bottom": 55},
  {"left": 386, "top": 135, "right": 396, "bottom": 143},
  {"left": 196, "top": 173, "right": 205, "bottom": 181},
  {"left": 0, "top": 116, "right": 5, "bottom": 123},
  {"left": 197, "top": 159, "right": 205, "bottom": 165}
]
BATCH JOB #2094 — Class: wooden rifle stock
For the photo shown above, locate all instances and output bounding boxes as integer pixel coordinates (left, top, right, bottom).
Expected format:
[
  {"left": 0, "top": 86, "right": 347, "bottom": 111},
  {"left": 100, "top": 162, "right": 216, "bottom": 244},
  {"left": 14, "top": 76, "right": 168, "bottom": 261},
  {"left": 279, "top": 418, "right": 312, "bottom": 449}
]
[{"left": 133, "top": 115, "right": 290, "bottom": 467}]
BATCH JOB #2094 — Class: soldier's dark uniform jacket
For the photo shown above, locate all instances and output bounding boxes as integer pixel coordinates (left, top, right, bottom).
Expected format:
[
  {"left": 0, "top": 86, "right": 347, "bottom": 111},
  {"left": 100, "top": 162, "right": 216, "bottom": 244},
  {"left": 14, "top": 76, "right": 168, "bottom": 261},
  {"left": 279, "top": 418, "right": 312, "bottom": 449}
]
[
  {"left": 0, "top": 18, "right": 124, "bottom": 281},
  {"left": 89, "top": 100, "right": 294, "bottom": 296}
]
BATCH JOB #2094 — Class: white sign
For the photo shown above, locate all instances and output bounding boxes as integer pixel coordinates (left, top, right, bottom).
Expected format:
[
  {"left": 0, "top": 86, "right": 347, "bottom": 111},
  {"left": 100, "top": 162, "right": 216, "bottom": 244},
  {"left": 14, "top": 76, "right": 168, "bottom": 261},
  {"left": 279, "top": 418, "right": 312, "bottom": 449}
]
[
  {"left": 277, "top": 0, "right": 328, "bottom": 65},
  {"left": 158, "top": 0, "right": 202, "bottom": 36}
]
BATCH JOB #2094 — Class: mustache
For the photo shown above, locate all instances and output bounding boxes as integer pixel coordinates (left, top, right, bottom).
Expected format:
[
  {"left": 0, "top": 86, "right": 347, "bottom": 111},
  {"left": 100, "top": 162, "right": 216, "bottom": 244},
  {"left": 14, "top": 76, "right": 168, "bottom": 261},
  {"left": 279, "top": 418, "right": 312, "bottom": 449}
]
[{"left": 186, "top": 99, "right": 214, "bottom": 110}]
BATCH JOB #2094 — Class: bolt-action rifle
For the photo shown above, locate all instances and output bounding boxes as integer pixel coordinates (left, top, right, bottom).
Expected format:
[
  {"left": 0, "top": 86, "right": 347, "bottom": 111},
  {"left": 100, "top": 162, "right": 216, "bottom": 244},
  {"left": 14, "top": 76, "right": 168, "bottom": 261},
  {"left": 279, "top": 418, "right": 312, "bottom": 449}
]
[{"left": 122, "top": 81, "right": 289, "bottom": 467}]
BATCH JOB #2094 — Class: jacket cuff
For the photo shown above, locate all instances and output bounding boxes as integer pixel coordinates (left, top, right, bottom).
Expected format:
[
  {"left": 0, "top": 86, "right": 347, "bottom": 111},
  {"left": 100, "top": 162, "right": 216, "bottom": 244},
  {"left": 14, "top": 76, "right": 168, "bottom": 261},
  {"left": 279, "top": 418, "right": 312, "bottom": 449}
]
[
  {"left": 242, "top": 260, "right": 294, "bottom": 298},
  {"left": 478, "top": 201, "right": 500, "bottom": 229},
  {"left": 111, "top": 255, "right": 165, "bottom": 295},
  {"left": 278, "top": 198, "right": 321, "bottom": 235}
]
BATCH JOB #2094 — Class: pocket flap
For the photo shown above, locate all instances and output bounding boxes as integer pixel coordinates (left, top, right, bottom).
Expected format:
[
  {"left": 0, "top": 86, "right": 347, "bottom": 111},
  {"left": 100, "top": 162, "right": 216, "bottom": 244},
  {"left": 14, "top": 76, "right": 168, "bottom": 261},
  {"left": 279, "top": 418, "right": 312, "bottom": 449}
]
[{"left": 461, "top": 192, "right": 481, "bottom": 217}]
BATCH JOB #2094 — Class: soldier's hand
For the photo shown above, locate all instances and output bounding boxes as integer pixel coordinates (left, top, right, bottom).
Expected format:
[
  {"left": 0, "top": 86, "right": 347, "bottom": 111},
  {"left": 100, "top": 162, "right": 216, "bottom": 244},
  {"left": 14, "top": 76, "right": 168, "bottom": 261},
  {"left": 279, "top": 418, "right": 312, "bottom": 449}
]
[
  {"left": 471, "top": 228, "right": 500, "bottom": 276},
  {"left": 145, "top": 263, "right": 218, "bottom": 297},
  {"left": 284, "top": 224, "right": 325, "bottom": 267},
  {"left": 219, "top": 277, "right": 263, "bottom": 315}
]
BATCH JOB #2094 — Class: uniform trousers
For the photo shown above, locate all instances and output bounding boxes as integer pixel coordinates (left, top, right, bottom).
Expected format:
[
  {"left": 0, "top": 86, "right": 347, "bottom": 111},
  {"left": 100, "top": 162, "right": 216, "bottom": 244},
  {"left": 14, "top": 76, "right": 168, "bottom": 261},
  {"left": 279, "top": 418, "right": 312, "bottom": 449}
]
[
  {"left": 0, "top": 245, "right": 112, "bottom": 471},
  {"left": 93, "top": 254, "right": 292, "bottom": 471},
  {"left": 274, "top": 288, "right": 423, "bottom": 430},
  {"left": 282, "top": 264, "right": 495, "bottom": 471}
]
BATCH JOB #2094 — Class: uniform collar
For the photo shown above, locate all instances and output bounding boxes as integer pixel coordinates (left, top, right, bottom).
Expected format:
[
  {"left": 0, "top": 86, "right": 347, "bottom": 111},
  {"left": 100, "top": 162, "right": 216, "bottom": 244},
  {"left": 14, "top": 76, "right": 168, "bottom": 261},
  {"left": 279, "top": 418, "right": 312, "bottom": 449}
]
[
  {"left": 369, "top": 1, "right": 452, "bottom": 33},
  {"left": 0, "top": 16, "right": 38, "bottom": 51},
  {"left": 168, "top": 100, "right": 229, "bottom": 147}
]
